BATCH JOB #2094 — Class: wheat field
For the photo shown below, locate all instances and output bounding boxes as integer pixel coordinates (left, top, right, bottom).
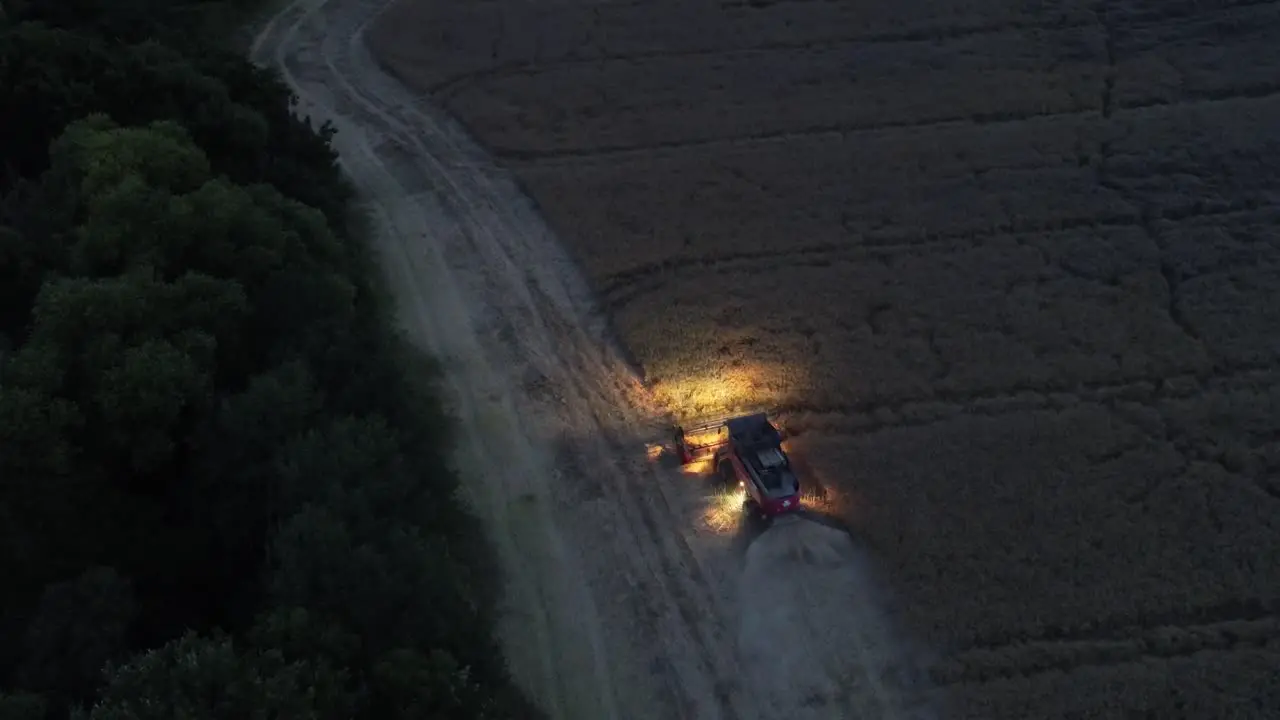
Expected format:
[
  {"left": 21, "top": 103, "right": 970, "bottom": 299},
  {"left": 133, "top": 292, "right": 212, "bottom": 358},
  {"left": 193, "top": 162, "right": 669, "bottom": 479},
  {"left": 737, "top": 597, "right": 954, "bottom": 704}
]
[{"left": 370, "top": 0, "right": 1280, "bottom": 716}]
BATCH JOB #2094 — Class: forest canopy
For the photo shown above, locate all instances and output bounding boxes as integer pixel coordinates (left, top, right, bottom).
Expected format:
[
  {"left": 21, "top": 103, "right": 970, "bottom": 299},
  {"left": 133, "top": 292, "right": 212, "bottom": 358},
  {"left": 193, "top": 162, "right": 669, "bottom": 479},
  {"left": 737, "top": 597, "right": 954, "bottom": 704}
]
[{"left": 0, "top": 1, "right": 535, "bottom": 717}]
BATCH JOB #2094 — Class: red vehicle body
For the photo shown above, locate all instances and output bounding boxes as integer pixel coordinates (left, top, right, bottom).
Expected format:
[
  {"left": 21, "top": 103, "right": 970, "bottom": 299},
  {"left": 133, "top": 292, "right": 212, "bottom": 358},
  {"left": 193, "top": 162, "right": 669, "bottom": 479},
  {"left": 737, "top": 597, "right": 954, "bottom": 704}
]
[{"left": 674, "top": 413, "right": 802, "bottom": 517}]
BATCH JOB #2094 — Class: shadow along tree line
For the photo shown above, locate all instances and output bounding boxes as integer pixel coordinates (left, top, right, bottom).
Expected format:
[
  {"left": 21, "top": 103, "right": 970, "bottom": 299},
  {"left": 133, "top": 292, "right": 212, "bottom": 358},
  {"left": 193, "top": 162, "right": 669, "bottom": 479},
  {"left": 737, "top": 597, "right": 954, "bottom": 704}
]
[{"left": 0, "top": 1, "right": 538, "bottom": 717}]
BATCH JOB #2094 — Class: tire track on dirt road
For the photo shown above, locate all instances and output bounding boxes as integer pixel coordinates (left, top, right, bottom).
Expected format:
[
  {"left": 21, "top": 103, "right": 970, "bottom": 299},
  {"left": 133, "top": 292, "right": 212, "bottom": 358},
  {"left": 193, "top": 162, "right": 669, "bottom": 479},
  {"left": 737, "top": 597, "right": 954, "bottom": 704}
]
[
  {"left": 329, "top": 13, "right": 748, "bottom": 719},
  {"left": 252, "top": 1, "right": 935, "bottom": 718},
  {"left": 253, "top": 6, "right": 628, "bottom": 719},
  {"left": 252, "top": 2, "right": 745, "bottom": 718}
]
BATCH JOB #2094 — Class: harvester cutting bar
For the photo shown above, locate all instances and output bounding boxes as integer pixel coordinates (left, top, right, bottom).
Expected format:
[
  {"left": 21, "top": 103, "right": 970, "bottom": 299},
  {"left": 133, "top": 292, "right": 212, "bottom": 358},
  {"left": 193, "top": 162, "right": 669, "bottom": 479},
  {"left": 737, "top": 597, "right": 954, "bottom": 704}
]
[
  {"left": 673, "top": 418, "right": 730, "bottom": 465},
  {"left": 674, "top": 410, "right": 780, "bottom": 465}
]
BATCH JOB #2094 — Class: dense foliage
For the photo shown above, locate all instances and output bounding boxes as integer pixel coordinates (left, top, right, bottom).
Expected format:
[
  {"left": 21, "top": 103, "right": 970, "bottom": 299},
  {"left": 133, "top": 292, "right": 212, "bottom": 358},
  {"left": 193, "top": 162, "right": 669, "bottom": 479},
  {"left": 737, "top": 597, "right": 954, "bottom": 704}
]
[{"left": 0, "top": 1, "right": 536, "bottom": 717}]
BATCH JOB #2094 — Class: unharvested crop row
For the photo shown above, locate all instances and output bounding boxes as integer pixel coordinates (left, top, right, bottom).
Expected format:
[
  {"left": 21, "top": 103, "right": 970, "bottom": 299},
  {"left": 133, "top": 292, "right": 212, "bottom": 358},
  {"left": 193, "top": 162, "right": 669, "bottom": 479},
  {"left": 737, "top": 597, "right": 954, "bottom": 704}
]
[
  {"left": 599, "top": 201, "right": 1278, "bottom": 311},
  {"left": 399, "top": 1, "right": 1280, "bottom": 157},
  {"left": 1109, "top": 0, "right": 1279, "bottom": 26},
  {"left": 376, "top": 0, "right": 1272, "bottom": 101},
  {"left": 942, "top": 644, "right": 1280, "bottom": 719},
  {"left": 1111, "top": 1, "right": 1280, "bottom": 107},
  {"left": 440, "top": 4, "right": 1280, "bottom": 156},
  {"left": 774, "top": 365, "right": 1278, "bottom": 447},
  {"left": 601, "top": 206, "right": 1280, "bottom": 400},
  {"left": 935, "top": 614, "right": 1279, "bottom": 684},
  {"left": 791, "top": 367, "right": 1280, "bottom": 720},
  {"left": 799, "top": 400, "right": 1279, "bottom": 646},
  {"left": 512, "top": 94, "right": 1280, "bottom": 288},
  {"left": 483, "top": 80, "right": 1280, "bottom": 160},
  {"left": 519, "top": 113, "right": 1112, "bottom": 281},
  {"left": 617, "top": 254, "right": 1276, "bottom": 418},
  {"left": 443, "top": 26, "right": 1106, "bottom": 154},
  {"left": 609, "top": 231, "right": 1223, "bottom": 410},
  {"left": 372, "top": 0, "right": 1097, "bottom": 90}
]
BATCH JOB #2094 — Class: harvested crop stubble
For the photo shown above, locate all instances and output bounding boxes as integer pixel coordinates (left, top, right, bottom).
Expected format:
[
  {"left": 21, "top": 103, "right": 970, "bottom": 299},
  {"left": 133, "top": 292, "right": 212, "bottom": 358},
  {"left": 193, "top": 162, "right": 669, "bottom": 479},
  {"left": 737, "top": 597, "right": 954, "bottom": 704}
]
[{"left": 370, "top": 0, "right": 1280, "bottom": 715}]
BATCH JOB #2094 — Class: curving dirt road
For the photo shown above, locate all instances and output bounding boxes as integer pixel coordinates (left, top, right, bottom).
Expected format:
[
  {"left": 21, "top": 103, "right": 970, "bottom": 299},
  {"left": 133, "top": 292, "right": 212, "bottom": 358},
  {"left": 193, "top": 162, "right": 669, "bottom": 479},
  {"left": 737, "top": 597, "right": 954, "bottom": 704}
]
[{"left": 251, "top": 1, "right": 935, "bottom": 718}]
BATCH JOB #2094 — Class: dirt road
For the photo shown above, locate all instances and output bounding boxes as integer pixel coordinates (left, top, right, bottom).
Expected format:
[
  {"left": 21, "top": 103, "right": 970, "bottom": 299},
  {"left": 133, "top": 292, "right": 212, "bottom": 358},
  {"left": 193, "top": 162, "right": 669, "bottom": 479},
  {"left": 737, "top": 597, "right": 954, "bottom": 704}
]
[{"left": 251, "top": 1, "right": 935, "bottom": 717}]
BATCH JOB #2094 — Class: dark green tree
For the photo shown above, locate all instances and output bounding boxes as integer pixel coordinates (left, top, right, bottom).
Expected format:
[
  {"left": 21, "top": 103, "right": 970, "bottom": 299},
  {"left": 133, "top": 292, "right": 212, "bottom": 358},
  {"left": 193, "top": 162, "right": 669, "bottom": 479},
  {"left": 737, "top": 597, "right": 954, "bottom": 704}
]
[
  {"left": 0, "top": 225, "right": 49, "bottom": 334},
  {"left": 19, "top": 567, "right": 136, "bottom": 709},
  {"left": 16, "top": 272, "right": 246, "bottom": 484},
  {"left": 180, "top": 361, "right": 325, "bottom": 629},
  {"left": 369, "top": 648, "right": 501, "bottom": 720},
  {"left": 78, "top": 631, "right": 355, "bottom": 720},
  {"left": 267, "top": 507, "right": 497, "bottom": 677},
  {"left": 0, "top": 4, "right": 538, "bottom": 717},
  {"left": 0, "top": 692, "right": 47, "bottom": 720},
  {"left": 0, "top": 23, "right": 347, "bottom": 224}
]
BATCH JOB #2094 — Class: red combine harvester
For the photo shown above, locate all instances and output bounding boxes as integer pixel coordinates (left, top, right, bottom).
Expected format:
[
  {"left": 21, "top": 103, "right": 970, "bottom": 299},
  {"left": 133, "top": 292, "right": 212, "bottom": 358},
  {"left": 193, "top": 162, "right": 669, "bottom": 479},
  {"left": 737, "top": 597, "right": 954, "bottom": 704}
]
[{"left": 674, "top": 412, "right": 802, "bottom": 518}]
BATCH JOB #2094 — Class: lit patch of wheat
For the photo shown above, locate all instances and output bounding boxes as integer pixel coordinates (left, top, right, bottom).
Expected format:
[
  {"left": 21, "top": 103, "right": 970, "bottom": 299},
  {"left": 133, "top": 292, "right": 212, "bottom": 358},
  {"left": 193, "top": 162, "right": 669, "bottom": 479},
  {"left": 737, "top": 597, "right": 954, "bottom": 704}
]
[
  {"left": 654, "top": 361, "right": 805, "bottom": 421},
  {"left": 701, "top": 486, "right": 747, "bottom": 535},
  {"left": 681, "top": 457, "right": 715, "bottom": 476}
]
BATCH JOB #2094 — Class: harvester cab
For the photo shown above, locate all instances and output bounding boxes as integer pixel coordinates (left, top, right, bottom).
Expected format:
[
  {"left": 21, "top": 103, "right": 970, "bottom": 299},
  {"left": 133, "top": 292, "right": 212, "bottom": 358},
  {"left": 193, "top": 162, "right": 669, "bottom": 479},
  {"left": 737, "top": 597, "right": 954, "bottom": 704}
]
[{"left": 674, "top": 412, "right": 801, "bottom": 517}]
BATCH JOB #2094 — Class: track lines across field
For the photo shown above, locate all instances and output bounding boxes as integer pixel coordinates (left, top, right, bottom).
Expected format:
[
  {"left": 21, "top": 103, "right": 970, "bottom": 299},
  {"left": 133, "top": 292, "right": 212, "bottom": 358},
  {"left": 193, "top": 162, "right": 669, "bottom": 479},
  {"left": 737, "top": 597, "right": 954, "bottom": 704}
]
[
  {"left": 426, "top": 0, "right": 1277, "bottom": 99},
  {"left": 428, "top": 17, "right": 1095, "bottom": 100},
  {"left": 496, "top": 83, "right": 1280, "bottom": 163},
  {"left": 1110, "top": 0, "right": 1280, "bottom": 26},
  {"left": 936, "top": 610, "right": 1280, "bottom": 685},
  {"left": 598, "top": 200, "right": 1278, "bottom": 311},
  {"left": 945, "top": 596, "right": 1280, "bottom": 662},
  {"left": 718, "top": 0, "right": 879, "bottom": 8},
  {"left": 1200, "top": 447, "right": 1280, "bottom": 504},
  {"left": 449, "top": 0, "right": 647, "bottom": 6},
  {"left": 778, "top": 361, "right": 1280, "bottom": 417},
  {"left": 775, "top": 363, "right": 1277, "bottom": 442}
]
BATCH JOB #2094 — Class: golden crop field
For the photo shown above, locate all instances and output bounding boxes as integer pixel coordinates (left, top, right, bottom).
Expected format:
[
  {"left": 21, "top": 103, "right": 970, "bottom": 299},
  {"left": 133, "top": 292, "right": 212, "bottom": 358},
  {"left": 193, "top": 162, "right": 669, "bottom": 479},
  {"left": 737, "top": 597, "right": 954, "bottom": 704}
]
[{"left": 371, "top": 0, "right": 1280, "bottom": 716}]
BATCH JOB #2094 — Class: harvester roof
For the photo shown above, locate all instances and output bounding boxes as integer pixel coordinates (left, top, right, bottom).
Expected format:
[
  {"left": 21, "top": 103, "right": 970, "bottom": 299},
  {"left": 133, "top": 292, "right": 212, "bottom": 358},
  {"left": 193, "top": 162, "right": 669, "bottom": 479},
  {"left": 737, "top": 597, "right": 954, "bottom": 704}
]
[
  {"left": 725, "top": 414, "right": 796, "bottom": 497},
  {"left": 725, "top": 413, "right": 782, "bottom": 449}
]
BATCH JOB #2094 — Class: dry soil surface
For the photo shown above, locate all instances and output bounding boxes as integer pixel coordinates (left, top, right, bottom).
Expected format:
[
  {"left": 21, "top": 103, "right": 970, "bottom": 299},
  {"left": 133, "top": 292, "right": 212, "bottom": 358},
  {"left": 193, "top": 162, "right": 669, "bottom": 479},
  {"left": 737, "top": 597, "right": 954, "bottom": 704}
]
[
  {"left": 251, "top": 1, "right": 935, "bottom": 719},
  {"left": 368, "top": 0, "right": 1280, "bottom": 717}
]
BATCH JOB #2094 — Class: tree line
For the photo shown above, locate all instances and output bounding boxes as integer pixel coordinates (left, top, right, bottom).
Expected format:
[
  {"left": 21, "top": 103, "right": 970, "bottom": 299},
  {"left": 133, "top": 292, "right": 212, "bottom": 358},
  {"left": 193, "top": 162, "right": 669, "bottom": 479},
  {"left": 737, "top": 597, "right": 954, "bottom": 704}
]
[{"left": 0, "top": 1, "right": 539, "bottom": 717}]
